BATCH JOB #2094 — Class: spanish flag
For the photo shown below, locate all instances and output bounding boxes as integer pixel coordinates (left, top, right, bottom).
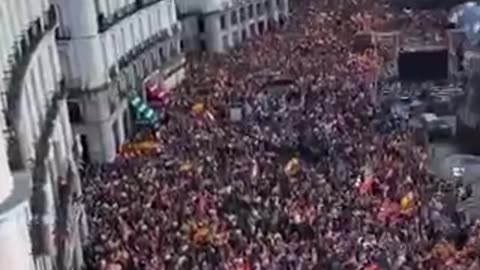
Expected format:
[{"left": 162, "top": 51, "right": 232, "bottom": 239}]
[{"left": 284, "top": 158, "right": 300, "bottom": 176}]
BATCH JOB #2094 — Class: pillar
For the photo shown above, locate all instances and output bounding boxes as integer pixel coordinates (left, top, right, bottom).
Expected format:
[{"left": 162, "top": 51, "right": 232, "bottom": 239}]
[
  {"left": 115, "top": 114, "right": 126, "bottom": 146},
  {"left": 0, "top": 122, "right": 14, "bottom": 207},
  {"left": 268, "top": 0, "right": 279, "bottom": 21},
  {"left": 0, "top": 125, "right": 33, "bottom": 270},
  {"left": 83, "top": 92, "right": 116, "bottom": 163},
  {"left": 283, "top": 0, "right": 289, "bottom": 16},
  {"left": 451, "top": 29, "right": 466, "bottom": 80},
  {"left": 204, "top": 12, "right": 224, "bottom": 52}
]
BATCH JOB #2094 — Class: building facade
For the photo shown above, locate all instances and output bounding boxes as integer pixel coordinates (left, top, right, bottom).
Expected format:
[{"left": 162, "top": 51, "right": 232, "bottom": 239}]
[
  {"left": 54, "top": 0, "right": 186, "bottom": 163},
  {"left": 0, "top": 0, "right": 86, "bottom": 270},
  {"left": 0, "top": 122, "right": 33, "bottom": 270},
  {"left": 178, "top": 0, "right": 289, "bottom": 53}
]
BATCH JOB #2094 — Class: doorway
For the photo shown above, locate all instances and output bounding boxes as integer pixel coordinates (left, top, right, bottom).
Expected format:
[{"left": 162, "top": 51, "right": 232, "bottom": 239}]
[{"left": 80, "top": 135, "right": 89, "bottom": 164}]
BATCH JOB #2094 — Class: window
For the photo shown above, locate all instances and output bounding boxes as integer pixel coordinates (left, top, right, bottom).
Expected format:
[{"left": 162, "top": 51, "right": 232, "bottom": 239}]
[
  {"left": 130, "top": 23, "right": 136, "bottom": 45},
  {"left": 198, "top": 18, "right": 205, "bottom": 33},
  {"left": 222, "top": 35, "right": 229, "bottom": 50},
  {"left": 170, "top": 42, "right": 177, "bottom": 57},
  {"left": 111, "top": 34, "right": 118, "bottom": 60},
  {"left": 265, "top": 0, "right": 270, "bottom": 12},
  {"left": 233, "top": 31, "right": 240, "bottom": 45},
  {"left": 159, "top": 47, "right": 165, "bottom": 61},
  {"left": 242, "top": 29, "right": 247, "bottom": 40},
  {"left": 180, "top": 40, "right": 185, "bottom": 52},
  {"left": 220, "top": 15, "right": 226, "bottom": 30},
  {"left": 231, "top": 10, "right": 238, "bottom": 25},
  {"left": 167, "top": 2, "right": 173, "bottom": 24},
  {"left": 30, "top": 71, "right": 43, "bottom": 123},
  {"left": 148, "top": 14, "right": 154, "bottom": 34},
  {"left": 248, "top": 4, "right": 254, "bottom": 19},
  {"left": 257, "top": 3, "right": 264, "bottom": 16},
  {"left": 139, "top": 18, "right": 145, "bottom": 40},
  {"left": 47, "top": 46, "right": 57, "bottom": 83},
  {"left": 200, "top": 40, "right": 207, "bottom": 51},
  {"left": 68, "top": 101, "right": 83, "bottom": 123},
  {"left": 258, "top": 21, "right": 265, "bottom": 34},
  {"left": 143, "top": 58, "right": 150, "bottom": 73},
  {"left": 37, "top": 59, "right": 47, "bottom": 93},
  {"left": 120, "top": 28, "right": 126, "bottom": 54},
  {"left": 249, "top": 23, "right": 256, "bottom": 36},
  {"left": 277, "top": 0, "right": 284, "bottom": 10},
  {"left": 240, "top": 7, "right": 246, "bottom": 22}
]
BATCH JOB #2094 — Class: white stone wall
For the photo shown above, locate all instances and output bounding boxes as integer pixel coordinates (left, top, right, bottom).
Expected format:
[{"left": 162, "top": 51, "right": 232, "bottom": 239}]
[
  {"left": 0, "top": 124, "right": 14, "bottom": 205},
  {"left": 176, "top": 0, "right": 231, "bottom": 14},
  {"left": 180, "top": 0, "right": 289, "bottom": 53},
  {"left": 57, "top": 0, "right": 179, "bottom": 89},
  {"left": 57, "top": 0, "right": 182, "bottom": 163},
  {"left": 96, "top": 0, "right": 137, "bottom": 19},
  {"left": 0, "top": 204, "right": 34, "bottom": 270}
]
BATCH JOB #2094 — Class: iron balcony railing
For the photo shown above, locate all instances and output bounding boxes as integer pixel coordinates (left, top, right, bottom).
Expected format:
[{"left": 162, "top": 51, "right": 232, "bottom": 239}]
[
  {"left": 32, "top": 80, "right": 68, "bottom": 188},
  {"left": 30, "top": 80, "right": 68, "bottom": 256},
  {"left": 116, "top": 28, "right": 170, "bottom": 72},
  {"left": 67, "top": 25, "right": 182, "bottom": 98},
  {"left": 3, "top": 5, "right": 58, "bottom": 170},
  {"left": 97, "top": 0, "right": 162, "bottom": 33},
  {"left": 56, "top": 159, "right": 84, "bottom": 270}
]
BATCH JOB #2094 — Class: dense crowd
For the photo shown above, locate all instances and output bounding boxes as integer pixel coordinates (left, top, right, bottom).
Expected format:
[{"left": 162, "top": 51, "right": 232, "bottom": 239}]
[{"left": 83, "top": 0, "right": 480, "bottom": 269}]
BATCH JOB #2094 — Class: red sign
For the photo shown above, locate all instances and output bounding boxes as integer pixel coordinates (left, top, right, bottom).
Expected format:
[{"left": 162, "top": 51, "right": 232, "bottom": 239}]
[{"left": 145, "top": 80, "right": 170, "bottom": 104}]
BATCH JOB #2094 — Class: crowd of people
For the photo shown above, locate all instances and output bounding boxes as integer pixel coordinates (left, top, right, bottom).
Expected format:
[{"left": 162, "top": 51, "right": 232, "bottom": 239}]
[{"left": 82, "top": 0, "right": 480, "bottom": 269}]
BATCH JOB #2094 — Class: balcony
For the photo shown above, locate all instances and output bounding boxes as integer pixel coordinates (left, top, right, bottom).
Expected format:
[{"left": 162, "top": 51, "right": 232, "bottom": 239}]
[
  {"left": 32, "top": 81, "right": 68, "bottom": 187},
  {"left": 4, "top": 5, "right": 58, "bottom": 127},
  {"left": 30, "top": 81, "right": 68, "bottom": 256},
  {"left": 116, "top": 28, "right": 170, "bottom": 72},
  {"left": 67, "top": 27, "right": 182, "bottom": 98},
  {"left": 56, "top": 160, "right": 84, "bottom": 270},
  {"left": 97, "top": 0, "right": 162, "bottom": 33}
]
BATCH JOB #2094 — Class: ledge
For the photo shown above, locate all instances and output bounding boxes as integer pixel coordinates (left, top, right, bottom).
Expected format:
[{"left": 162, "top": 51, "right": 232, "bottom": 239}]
[
  {"left": 0, "top": 170, "right": 31, "bottom": 217},
  {"left": 5, "top": 5, "right": 58, "bottom": 125},
  {"left": 67, "top": 27, "right": 183, "bottom": 98},
  {"left": 98, "top": 0, "right": 163, "bottom": 33}
]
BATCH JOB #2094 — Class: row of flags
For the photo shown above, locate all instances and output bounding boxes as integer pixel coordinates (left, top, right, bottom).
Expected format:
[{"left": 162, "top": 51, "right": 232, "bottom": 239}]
[
  {"left": 128, "top": 80, "right": 170, "bottom": 125},
  {"left": 129, "top": 95, "right": 158, "bottom": 124}
]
